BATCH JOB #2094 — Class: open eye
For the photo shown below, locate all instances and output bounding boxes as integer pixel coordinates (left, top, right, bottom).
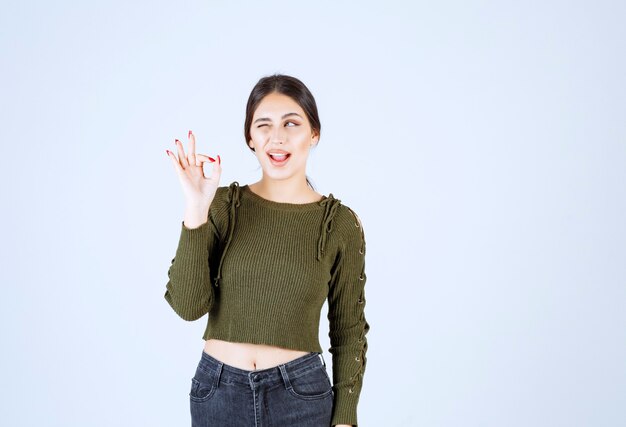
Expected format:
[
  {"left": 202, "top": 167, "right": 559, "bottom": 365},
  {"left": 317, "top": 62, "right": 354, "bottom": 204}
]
[{"left": 285, "top": 121, "right": 298, "bottom": 127}]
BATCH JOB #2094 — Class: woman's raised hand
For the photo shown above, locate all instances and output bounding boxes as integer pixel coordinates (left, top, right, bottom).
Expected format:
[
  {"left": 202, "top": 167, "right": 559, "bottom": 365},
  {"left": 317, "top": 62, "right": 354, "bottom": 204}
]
[{"left": 166, "top": 130, "right": 222, "bottom": 209}]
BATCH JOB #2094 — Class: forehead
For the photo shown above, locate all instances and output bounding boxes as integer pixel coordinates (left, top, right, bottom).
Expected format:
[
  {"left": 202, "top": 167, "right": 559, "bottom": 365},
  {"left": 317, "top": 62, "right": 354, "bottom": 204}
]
[{"left": 253, "top": 93, "right": 304, "bottom": 117}]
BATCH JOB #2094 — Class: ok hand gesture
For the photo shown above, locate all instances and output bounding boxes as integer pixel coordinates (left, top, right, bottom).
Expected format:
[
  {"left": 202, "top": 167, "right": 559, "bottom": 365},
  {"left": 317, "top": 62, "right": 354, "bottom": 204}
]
[{"left": 166, "top": 130, "right": 222, "bottom": 209}]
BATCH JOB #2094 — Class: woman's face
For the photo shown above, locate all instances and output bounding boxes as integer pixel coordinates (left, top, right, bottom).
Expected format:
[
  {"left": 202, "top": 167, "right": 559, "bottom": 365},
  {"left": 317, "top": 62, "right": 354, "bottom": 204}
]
[{"left": 248, "top": 92, "right": 319, "bottom": 182}]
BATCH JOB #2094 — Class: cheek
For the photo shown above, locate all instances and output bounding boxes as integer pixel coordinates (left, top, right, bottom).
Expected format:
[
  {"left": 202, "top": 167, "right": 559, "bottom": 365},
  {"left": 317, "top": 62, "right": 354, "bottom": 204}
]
[
  {"left": 293, "top": 144, "right": 312, "bottom": 158},
  {"left": 250, "top": 128, "right": 268, "bottom": 140}
]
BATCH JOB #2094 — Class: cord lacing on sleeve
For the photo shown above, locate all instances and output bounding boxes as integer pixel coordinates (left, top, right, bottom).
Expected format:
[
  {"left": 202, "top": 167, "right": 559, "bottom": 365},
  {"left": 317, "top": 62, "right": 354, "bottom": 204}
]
[
  {"left": 347, "top": 207, "right": 369, "bottom": 394},
  {"left": 317, "top": 194, "right": 342, "bottom": 261},
  {"left": 214, "top": 181, "right": 241, "bottom": 287}
]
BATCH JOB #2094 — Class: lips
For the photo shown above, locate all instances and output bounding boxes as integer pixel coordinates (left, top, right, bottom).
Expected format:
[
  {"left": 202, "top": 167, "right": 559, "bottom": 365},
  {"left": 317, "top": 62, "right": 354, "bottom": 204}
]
[{"left": 267, "top": 150, "right": 291, "bottom": 165}]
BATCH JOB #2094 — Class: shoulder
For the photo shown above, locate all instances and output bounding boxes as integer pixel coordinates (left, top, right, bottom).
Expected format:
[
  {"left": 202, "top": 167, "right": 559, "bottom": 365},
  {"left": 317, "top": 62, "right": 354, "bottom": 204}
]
[
  {"left": 209, "top": 181, "right": 240, "bottom": 217},
  {"left": 215, "top": 180, "right": 239, "bottom": 197},
  {"left": 215, "top": 181, "right": 242, "bottom": 202},
  {"left": 329, "top": 195, "right": 364, "bottom": 229},
  {"left": 331, "top": 200, "right": 367, "bottom": 246}
]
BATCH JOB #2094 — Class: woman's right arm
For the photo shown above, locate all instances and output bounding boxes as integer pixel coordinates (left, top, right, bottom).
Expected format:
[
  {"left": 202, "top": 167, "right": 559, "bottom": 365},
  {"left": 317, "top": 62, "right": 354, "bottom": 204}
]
[
  {"left": 163, "top": 130, "right": 222, "bottom": 321},
  {"left": 164, "top": 203, "right": 221, "bottom": 321}
]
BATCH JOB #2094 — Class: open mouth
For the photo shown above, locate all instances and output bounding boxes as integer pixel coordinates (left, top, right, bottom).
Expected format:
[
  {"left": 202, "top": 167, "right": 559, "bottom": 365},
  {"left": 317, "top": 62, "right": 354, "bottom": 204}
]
[{"left": 268, "top": 152, "right": 291, "bottom": 165}]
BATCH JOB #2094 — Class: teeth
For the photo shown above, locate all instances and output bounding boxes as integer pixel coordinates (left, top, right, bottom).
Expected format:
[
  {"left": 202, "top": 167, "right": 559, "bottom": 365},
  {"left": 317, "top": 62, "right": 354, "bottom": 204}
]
[{"left": 269, "top": 153, "right": 289, "bottom": 160}]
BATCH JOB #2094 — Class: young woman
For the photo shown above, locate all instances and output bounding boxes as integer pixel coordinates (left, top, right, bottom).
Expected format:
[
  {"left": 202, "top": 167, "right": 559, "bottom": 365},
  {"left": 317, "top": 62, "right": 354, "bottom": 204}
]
[{"left": 164, "top": 74, "right": 369, "bottom": 427}]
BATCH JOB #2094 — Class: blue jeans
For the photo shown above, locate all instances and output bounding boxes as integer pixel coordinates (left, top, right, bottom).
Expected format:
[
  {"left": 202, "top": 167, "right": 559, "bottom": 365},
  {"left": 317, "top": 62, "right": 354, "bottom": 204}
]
[{"left": 190, "top": 349, "right": 334, "bottom": 427}]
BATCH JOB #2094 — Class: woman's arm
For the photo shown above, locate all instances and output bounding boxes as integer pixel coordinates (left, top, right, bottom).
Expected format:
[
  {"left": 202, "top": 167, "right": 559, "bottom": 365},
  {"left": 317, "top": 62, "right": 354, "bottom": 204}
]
[
  {"left": 327, "top": 206, "right": 370, "bottom": 427},
  {"left": 164, "top": 132, "right": 223, "bottom": 321},
  {"left": 164, "top": 205, "right": 221, "bottom": 321}
]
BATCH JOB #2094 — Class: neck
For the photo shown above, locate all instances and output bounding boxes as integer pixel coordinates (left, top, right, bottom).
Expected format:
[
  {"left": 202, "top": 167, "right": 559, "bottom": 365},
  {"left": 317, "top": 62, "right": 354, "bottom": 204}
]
[{"left": 253, "top": 175, "right": 313, "bottom": 204}]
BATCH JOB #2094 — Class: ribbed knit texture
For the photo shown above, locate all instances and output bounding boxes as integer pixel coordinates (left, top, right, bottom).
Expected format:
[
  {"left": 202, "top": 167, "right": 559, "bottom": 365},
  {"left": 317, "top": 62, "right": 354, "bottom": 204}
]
[{"left": 164, "top": 181, "right": 370, "bottom": 426}]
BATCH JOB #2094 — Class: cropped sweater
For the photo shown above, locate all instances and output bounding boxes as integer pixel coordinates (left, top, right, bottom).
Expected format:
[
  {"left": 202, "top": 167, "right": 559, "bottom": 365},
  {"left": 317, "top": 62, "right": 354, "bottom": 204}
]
[{"left": 164, "top": 181, "right": 370, "bottom": 426}]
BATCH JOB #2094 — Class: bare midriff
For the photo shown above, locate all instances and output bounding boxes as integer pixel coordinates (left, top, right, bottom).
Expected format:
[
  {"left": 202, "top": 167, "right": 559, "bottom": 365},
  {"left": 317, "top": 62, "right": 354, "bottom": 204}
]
[{"left": 203, "top": 339, "right": 311, "bottom": 371}]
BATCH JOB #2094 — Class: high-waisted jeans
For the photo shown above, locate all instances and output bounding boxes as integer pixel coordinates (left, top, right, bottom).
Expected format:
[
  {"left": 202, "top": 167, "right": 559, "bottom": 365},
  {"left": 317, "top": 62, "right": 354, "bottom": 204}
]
[{"left": 189, "top": 349, "right": 334, "bottom": 427}]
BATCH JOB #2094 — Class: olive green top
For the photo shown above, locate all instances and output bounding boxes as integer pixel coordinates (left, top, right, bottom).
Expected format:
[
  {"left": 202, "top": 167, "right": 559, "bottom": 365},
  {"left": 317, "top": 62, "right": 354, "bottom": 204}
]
[{"left": 164, "top": 181, "right": 370, "bottom": 426}]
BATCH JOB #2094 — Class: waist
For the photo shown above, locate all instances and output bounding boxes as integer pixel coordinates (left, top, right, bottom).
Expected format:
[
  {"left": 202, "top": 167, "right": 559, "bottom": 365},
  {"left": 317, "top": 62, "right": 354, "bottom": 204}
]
[
  {"left": 197, "top": 348, "right": 324, "bottom": 387},
  {"left": 203, "top": 339, "right": 312, "bottom": 370}
]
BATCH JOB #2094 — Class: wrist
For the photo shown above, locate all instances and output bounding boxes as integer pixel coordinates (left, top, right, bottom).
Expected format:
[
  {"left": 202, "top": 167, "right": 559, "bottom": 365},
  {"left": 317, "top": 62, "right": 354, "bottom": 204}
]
[{"left": 183, "top": 205, "right": 210, "bottom": 229}]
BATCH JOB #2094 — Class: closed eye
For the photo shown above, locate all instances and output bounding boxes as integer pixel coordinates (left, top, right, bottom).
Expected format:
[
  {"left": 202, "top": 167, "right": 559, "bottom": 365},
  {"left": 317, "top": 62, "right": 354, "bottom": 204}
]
[{"left": 257, "top": 121, "right": 299, "bottom": 128}]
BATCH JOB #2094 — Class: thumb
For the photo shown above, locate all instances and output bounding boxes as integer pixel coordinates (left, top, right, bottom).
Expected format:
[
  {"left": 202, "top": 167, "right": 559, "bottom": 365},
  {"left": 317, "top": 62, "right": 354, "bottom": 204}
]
[{"left": 207, "top": 154, "right": 222, "bottom": 182}]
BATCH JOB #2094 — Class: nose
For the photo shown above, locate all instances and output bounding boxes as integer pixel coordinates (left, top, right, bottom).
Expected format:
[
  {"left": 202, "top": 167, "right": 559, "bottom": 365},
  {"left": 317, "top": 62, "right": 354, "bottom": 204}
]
[{"left": 270, "top": 126, "right": 286, "bottom": 144}]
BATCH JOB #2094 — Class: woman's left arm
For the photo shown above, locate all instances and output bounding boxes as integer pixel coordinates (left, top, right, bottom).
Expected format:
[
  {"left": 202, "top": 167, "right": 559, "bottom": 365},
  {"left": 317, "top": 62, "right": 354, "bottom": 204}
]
[{"left": 327, "top": 206, "right": 370, "bottom": 427}]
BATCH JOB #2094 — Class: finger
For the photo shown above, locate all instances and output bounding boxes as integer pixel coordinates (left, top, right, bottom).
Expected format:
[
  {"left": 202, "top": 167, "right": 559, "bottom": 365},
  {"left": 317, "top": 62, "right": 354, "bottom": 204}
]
[
  {"left": 195, "top": 153, "right": 216, "bottom": 179},
  {"left": 165, "top": 149, "right": 183, "bottom": 173},
  {"left": 175, "top": 138, "right": 189, "bottom": 168},
  {"left": 196, "top": 154, "right": 221, "bottom": 180},
  {"left": 195, "top": 153, "right": 216, "bottom": 167},
  {"left": 208, "top": 154, "right": 222, "bottom": 181},
  {"left": 195, "top": 153, "right": 215, "bottom": 170},
  {"left": 188, "top": 130, "right": 196, "bottom": 166}
]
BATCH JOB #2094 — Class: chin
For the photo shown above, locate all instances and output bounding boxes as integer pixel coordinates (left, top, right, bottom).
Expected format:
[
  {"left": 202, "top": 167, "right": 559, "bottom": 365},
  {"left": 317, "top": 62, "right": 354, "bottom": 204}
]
[{"left": 263, "top": 170, "right": 293, "bottom": 180}]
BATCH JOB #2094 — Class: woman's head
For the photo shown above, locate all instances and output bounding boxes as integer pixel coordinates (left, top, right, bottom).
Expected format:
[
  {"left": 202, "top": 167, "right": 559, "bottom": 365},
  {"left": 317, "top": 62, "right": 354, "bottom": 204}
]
[{"left": 244, "top": 74, "right": 321, "bottom": 189}]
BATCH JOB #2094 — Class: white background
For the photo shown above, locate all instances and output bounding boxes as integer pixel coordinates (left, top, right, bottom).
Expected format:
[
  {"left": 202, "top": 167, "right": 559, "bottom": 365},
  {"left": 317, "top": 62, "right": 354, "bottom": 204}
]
[{"left": 1, "top": 1, "right": 624, "bottom": 426}]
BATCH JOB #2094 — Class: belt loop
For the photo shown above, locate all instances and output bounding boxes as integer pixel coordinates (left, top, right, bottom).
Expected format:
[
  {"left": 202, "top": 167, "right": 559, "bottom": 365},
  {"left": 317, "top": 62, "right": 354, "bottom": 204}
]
[
  {"left": 319, "top": 352, "right": 327, "bottom": 367},
  {"left": 278, "top": 364, "right": 292, "bottom": 390},
  {"left": 215, "top": 361, "right": 223, "bottom": 388}
]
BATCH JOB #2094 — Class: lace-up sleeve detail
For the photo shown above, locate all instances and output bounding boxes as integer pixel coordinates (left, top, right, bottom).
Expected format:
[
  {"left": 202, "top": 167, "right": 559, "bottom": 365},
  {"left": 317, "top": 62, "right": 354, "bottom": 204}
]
[
  {"left": 317, "top": 194, "right": 341, "bottom": 261},
  {"left": 327, "top": 206, "right": 370, "bottom": 427}
]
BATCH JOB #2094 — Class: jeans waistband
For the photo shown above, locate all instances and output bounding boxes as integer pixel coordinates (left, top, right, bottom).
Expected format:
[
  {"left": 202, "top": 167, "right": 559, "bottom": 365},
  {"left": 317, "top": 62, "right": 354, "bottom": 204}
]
[{"left": 198, "top": 350, "right": 327, "bottom": 388}]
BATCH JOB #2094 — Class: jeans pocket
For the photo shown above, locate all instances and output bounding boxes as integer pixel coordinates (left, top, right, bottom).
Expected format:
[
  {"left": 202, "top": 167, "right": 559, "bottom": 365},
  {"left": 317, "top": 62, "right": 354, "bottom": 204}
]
[
  {"left": 189, "top": 367, "right": 218, "bottom": 403},
  {"left": 286, "top": 366, "right": 333, "bottom": 400}
]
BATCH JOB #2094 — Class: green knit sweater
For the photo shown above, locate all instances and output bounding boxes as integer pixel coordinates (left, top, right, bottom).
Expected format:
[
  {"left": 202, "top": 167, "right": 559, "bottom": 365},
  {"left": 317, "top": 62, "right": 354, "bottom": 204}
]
[{"left": 164, "top": 181, "right": 370, "bottom": 426}]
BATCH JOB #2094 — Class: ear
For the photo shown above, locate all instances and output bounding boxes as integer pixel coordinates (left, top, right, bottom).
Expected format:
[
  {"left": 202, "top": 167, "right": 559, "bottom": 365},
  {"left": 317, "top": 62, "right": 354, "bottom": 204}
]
[
  {"left": 310, "top": 131, "right": 319, "bottom": 146},
  {"left": 248, "top": 139, "right": 256, "bottom": 151}
]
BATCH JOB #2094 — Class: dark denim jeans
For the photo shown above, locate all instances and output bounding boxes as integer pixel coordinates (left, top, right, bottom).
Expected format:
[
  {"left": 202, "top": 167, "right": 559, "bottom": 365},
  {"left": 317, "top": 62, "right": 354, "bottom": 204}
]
[{"left": 190, "top": 349, "right": 334, "bottom": 427}]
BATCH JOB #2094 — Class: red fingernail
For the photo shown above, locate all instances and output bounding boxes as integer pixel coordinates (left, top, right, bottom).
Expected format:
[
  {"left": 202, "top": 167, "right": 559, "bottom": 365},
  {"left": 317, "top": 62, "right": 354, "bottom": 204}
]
[
  {"left": 175, "top": 139, "right": 180, "bottom": 144},
  {"left": 218, "top": 155, "right": 221, "bottom": 165},
  {"left": 165, "top": 149, "right": 170, "bottom": 155},
  {"left": 188, "top": 130, "right": 192, "bottom": 138},
  {"left": 208, "top": 156, "right": 216, "bottom": 162}
]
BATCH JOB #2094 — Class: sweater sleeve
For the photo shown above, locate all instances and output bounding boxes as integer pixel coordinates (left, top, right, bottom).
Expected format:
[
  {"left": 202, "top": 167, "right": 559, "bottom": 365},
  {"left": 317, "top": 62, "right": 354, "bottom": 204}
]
[
  {"left": 327, "top": 207, "right": 370, "bottom": 427},
  {"left": 164, "top": 211, "right": 222, "bottom": 321}
]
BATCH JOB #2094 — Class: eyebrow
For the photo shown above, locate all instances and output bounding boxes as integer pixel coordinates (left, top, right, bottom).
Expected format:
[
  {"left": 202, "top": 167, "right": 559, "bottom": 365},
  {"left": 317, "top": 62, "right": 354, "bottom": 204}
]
[{"left": 253, "top": 112, "right": 303, "bottom": 124}]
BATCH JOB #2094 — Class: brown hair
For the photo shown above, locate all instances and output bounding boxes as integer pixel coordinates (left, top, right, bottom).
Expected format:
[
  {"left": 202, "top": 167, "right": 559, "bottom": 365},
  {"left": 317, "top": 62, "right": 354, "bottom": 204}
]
[{"left": 244, "top": 74, "right": 321, "bottom": 190}]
